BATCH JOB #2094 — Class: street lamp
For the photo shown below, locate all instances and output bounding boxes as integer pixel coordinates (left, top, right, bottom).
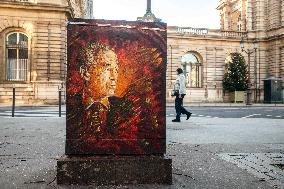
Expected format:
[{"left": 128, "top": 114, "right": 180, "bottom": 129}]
[
  {"left": 240, "top": 38, "right": 258, "bottom": 105},
  {"left": 253, "top": 41, "right": 258, "bottom": 102}
]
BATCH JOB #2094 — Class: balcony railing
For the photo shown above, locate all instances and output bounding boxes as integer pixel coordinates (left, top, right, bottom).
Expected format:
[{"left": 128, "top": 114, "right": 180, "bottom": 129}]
[
  {"left": 176, "top": 27, "right": 208, "bottom": 35},
  {"left": 220, "top": 30, "right": 247, "bottom": 38},
  {"left": 168, "top": 26, "right": 247, "bottom": 39}
]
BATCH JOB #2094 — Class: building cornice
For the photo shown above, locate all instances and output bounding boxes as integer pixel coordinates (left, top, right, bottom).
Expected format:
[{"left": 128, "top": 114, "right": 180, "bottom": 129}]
[
  {"left": 216, "top": 2, "right": 226, "bottom": 10},
  {"left": 0, "top": 1, "right": 72, "bottom": 16}
]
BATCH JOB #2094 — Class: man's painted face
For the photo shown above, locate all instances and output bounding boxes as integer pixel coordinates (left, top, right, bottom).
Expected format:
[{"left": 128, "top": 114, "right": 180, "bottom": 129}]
[
  {"left": 84, "top": 48, "right": 118, "bottom": 99},
  {"left": 80, "top": 44, "right": 119, "bottom": 100},
  {"left": 97, "top": 50, "right": 118, "bottom": 96}
]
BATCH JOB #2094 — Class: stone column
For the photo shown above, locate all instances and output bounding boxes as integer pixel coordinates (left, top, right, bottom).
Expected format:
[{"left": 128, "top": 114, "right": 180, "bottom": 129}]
[
  {"left": 241, "top": 0, "right": 247, "bottom": 31},
  {"left": 255, "top": 0, "right": 266, "bottom": 31},
  {"left": 246, "top": 0, "right": 253, "bottom": 31},
  {"left": 267, "top": 0, "right": 281, "bottom": 29},
  {"left": 281, "top": 0, "right": 284, "bottom": 26}
]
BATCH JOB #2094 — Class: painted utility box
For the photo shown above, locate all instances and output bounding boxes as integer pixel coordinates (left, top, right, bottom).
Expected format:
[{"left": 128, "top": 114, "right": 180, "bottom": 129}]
[{"left": 66, "top": 19, "right": 167, "bottom": 155}]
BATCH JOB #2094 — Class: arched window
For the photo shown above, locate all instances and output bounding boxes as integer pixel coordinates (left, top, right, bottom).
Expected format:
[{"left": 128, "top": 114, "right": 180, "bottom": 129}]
[
  {"left": 181, "top": 52, "right": 202, "bottom": 88},
  {"left": 6, "top": 32, "right": 29, "bottom": 81}
]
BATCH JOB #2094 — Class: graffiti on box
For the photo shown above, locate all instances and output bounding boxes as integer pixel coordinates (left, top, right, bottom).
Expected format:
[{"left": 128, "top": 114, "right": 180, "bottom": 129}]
[{"left": 66, "top": 20, "right": 167, "bottom": 155}]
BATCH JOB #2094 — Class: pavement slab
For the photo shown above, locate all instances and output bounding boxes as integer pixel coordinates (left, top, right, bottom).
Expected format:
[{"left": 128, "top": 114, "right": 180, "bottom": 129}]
[
  {"left": 218, "top": 153, "right": 284, "bottom": 188},
  {"left": 0, "top": 114, "right": 283, "bottom": 189}
]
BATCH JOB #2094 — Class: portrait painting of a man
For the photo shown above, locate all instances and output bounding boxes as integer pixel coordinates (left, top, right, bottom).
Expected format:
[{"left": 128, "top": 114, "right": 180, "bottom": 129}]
[{"left": 66, "top": 19, "right": 167, "bottom": 155}]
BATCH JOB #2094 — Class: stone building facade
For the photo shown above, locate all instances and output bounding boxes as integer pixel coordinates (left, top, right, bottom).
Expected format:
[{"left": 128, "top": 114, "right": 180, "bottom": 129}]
[
  {"left": 0, "top": 0, "right": 283, "bottom": 104},
  {"left": 0, "top": 0, "right": 90, "bottom": 104},
  {"left": 167, "top": 0, "right": 284, "bottom": 103}
]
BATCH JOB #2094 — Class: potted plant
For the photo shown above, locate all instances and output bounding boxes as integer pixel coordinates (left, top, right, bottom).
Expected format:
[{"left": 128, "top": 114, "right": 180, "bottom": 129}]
[{"left": 222, "top": 53, "right": 249, "bottom": 103}]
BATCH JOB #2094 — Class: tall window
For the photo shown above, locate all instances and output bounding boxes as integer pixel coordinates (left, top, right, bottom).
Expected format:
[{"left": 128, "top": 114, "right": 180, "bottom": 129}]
[
  {"left": 237, "top": 14, "right": 242, "bottom": 31},
  {"left": 181, "top": 52, "right": 202, "bottom": 88},
  {"left": 6, "top": 32, "right": 29, "bottom": 81}
]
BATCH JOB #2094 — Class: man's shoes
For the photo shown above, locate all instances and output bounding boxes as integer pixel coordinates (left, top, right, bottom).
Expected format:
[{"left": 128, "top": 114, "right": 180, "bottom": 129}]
[
  {"left": 172, "top": 119, "right": 181, "bottom": 122},
  {"left": 186, "top": 112, "right": 192, "bottom": 120}
]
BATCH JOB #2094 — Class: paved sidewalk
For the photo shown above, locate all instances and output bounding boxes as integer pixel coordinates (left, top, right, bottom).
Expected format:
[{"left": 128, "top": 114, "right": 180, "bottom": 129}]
[{"left": 1, "top": 116, "right": 283, "bottom": 188}]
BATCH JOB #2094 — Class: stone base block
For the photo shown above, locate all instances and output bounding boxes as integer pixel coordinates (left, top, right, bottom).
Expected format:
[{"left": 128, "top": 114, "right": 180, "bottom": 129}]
[{"left": 57, "top": 155, "right": 172, "bottom": 185}]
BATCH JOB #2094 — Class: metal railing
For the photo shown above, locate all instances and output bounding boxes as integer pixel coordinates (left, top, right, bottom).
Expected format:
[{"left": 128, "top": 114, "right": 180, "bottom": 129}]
[{"left": 6, "top": 59, "right": 29, "bottom": 81}]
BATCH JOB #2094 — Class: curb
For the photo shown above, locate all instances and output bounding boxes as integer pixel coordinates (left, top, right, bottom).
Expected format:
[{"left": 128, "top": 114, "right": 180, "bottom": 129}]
[
  {"left": 1, "top": 103, "right": 284, "bottom": 108},
  {"left": 166, "top": 103, "right": 284, "bottom": 107}
]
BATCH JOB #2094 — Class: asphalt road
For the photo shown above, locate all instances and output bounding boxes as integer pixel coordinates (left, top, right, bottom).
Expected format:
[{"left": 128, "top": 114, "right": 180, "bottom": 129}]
[
  {"left": 0, "top": 105, "right": 283, "bottom": 119},
  {"left": 167, "top": 106, "right": 284, "bottom": 119},
  {"left": 0, "top": 106, "right": 66, "bottom": 117}
]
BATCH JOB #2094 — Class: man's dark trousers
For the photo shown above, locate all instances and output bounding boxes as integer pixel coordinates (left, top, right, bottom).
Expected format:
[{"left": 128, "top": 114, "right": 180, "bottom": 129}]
[{"left": 175, "top": 94, "right": 189, "bottom": 120}]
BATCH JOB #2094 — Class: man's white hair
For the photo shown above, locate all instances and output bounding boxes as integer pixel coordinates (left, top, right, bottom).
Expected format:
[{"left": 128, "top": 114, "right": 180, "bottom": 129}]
[{"left": 79, "top": 43, "right": 118, "bottom": 81}]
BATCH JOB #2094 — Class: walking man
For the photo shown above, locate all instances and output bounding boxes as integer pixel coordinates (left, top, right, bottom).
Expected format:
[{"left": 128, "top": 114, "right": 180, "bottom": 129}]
[{"left": 172, "top": 68, "right": 192, "bottom": 122}]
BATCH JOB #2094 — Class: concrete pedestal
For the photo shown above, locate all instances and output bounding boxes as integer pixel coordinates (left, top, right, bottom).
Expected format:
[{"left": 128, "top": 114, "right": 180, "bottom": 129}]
[{"left": 57, "top": 155, "right": 172, "bottom": 185}]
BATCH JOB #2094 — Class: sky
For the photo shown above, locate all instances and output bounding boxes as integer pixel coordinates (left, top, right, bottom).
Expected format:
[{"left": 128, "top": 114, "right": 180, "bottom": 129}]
[{"left": 93, "top": 0, "right": 220, "bottom": 29}]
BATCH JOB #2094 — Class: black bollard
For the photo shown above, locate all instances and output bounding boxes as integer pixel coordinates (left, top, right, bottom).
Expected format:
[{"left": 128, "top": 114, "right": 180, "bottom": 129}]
[
  {"left": 59, "top": 89, "right": 62, "bottom": 117},
  {"left": 12, "top": 87, "right": 15, "bottom": 117}
]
